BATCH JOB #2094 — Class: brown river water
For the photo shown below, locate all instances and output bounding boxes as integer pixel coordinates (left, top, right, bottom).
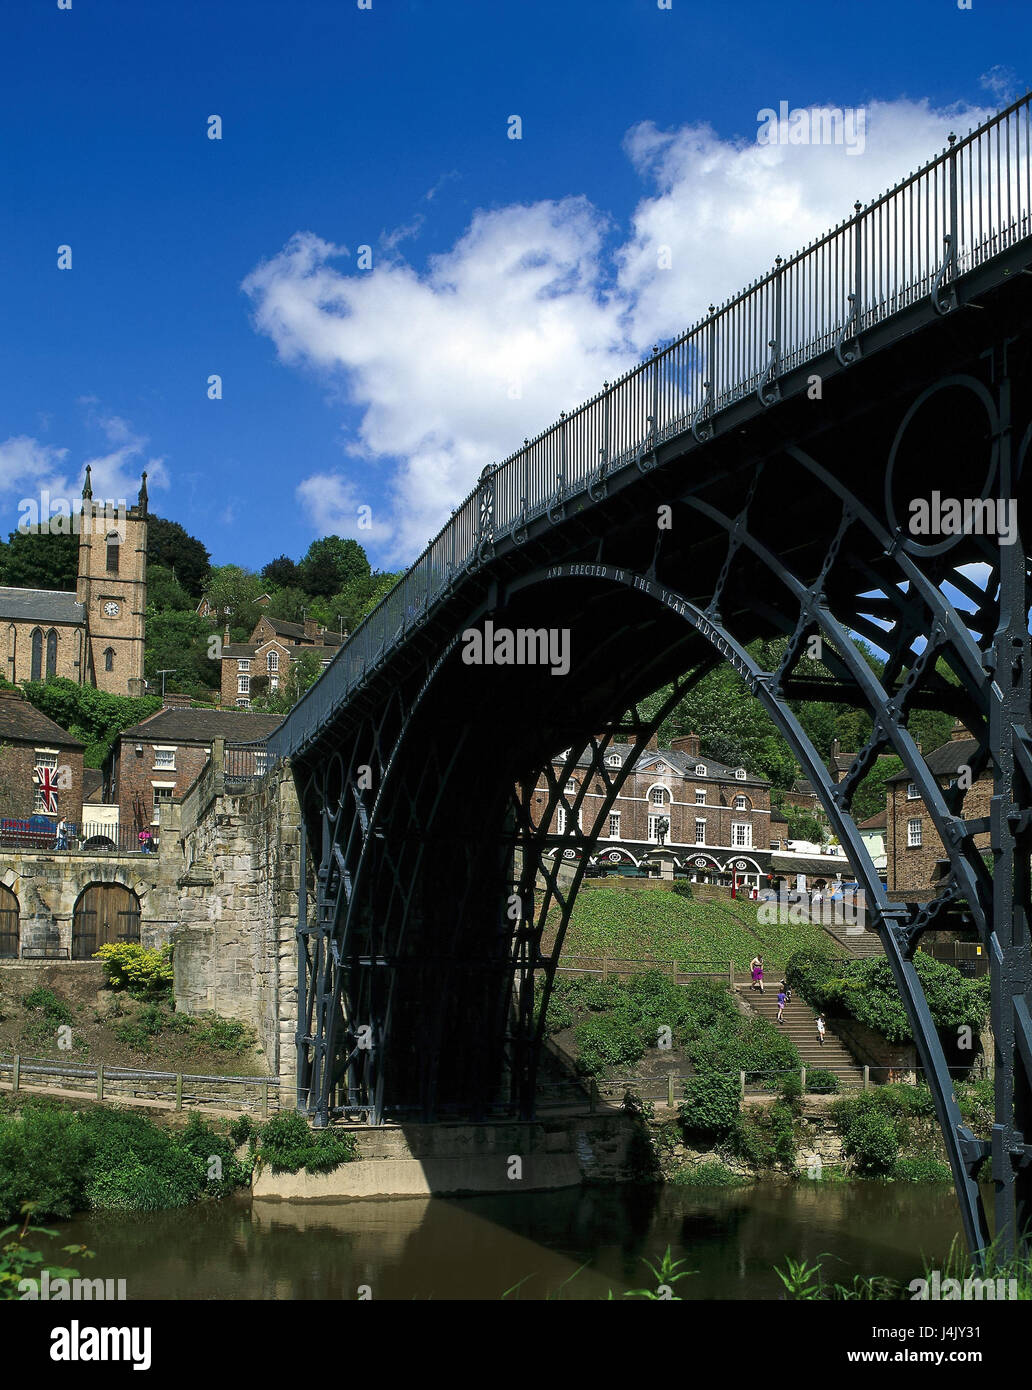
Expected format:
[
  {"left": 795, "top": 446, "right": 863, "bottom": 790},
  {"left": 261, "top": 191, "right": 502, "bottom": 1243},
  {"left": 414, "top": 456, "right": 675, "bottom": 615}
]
[{"left": 51, "top": 1180, "right": 971, "bottom": 1300}]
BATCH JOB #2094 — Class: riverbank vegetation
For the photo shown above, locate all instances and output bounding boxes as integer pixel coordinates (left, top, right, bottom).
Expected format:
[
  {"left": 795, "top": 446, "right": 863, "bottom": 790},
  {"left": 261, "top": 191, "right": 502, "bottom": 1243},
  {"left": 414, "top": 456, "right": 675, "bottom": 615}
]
[
  {"left": 540, "top": 970, "right": 799, "bottom": 1083},
  {"left": 786, "top": 949, "right": 990, "bottom": 1043},
  {"left": 0, "top": 1099, "right": 358, "bottom": 1224}
]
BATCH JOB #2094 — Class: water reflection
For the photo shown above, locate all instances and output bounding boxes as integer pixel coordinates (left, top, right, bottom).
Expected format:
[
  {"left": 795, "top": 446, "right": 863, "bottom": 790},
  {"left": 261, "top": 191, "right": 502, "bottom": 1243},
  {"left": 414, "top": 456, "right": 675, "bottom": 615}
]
[{"left": 52, "top": 1181, "right": 969, "bottom": 1301}]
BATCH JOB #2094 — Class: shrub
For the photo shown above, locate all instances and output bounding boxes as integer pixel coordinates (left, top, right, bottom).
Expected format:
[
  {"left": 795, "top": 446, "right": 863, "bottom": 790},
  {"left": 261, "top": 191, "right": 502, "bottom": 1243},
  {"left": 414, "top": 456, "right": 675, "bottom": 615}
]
[
  {"left": 670, "top": 882, "right": 694, "bottom": 900},
  {"left": 191, "top": 1015, "right": 252, "bottom": 1054},
  {"left": 257, "top": 1113, "right": 358, "bottom": 1175},
  {"left": 580, "top": 979, "right": 625, "bottom": 1013},
  {"left": 0, "top": 1105, "right": 89, "bottom": 1222},
  {"left": 806, "top": 1068, "right": 840, "bottom": 1095},
  {"left": 94, "top": 943, "right": 173, "bottom": 996},
  {"left": 680, "top": 1071, "right": 740, "bottom": 1140},
  {"left": 769, "top": 1100, "right": 798, "bottom": 1168},
  {"left": 81, "top": 1110, "right": 203, "bottom": 1210},
  {"left": 21, "top": 987, "right": 74, "bottom": 1028},
  {"left": 177, "top": 1114, "right": 251, "bottom": 1198},
  {"left": 229, "top": 1114, "right": 256, "bottom": 1148},
  {"left": 892, "top": 1155, "right": 952, "bottom": 1183},
  {"left": 785, "top": 949, "right": 989, "bottom": 1043},
  {"left": 543, "top": 993, "right": 574, "bottom": 1033},
  {"left": 779, "top": 1074, "right": 803, "bottom": 1110},
  {"left": 842, "top": 1110, "right": 898, "bottom": 1176},
  {"left": 574, "top": 1014, "right": 645, "bottom": 1076}
]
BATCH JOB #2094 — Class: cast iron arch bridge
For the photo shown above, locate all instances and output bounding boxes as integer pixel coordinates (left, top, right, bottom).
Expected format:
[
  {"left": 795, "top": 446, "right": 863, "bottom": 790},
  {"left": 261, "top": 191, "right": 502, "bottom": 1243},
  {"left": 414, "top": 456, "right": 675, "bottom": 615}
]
[{"left": 264, "top": 96, "right": 1032, "bottom": 1260}]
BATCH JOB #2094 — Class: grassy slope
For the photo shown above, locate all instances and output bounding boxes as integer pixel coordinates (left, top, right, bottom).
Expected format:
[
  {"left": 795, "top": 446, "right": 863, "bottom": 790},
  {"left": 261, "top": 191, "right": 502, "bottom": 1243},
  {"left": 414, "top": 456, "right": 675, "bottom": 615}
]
[{"left": 543, "top": 884, "right": 848, "bottom": 974}]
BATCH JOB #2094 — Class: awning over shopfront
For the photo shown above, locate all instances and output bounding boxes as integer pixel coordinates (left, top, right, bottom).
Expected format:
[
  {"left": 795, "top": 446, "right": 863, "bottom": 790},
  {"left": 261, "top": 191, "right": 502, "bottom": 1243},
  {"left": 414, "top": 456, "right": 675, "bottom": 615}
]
[{"left": 769, "top": 853, "right": 855, "bottom": 879}]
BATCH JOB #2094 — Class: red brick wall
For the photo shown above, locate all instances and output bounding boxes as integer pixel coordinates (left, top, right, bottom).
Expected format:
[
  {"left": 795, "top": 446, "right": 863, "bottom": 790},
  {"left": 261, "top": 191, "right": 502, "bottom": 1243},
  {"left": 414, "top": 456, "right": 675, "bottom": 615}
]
[
  {"left": 0, "top": 742, "right": 84, "bottom": 824},
  {"left": 532, "top": 755, "right": 771, "bottom": 854},
  {"left": 886, "top": 771, "right": 992, "bottom": 896},
  {"left": 115, "top": 739, "right": 210, "bottom": 830}
]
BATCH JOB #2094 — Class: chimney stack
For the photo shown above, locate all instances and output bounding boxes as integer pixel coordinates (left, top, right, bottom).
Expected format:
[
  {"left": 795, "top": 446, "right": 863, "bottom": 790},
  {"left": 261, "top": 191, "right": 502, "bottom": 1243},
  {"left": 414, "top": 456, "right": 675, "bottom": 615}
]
[{"left": 670, "top": 733, "right": 701, "bottom": 758}]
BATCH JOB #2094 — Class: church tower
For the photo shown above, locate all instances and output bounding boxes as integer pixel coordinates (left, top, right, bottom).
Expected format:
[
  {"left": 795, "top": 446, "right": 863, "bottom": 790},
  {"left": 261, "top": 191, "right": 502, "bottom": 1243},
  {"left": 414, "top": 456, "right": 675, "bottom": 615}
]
[{"left": 77, "top": 470, "right": 148, "bottom": 697}]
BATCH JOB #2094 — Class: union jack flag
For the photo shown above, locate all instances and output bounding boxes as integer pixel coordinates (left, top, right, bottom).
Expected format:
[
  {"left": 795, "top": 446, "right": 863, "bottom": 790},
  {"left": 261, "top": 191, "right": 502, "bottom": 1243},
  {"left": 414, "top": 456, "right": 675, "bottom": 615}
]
[{"left": 34, "top": 766, "right": 59, "bottom": 814}]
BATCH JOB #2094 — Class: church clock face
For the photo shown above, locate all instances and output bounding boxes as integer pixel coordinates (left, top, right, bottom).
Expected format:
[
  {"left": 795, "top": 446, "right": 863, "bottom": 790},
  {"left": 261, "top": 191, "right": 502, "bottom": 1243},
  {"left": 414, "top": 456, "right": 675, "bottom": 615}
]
[{"left": 103, "top": 601, "right": 120, "bottom": 618}]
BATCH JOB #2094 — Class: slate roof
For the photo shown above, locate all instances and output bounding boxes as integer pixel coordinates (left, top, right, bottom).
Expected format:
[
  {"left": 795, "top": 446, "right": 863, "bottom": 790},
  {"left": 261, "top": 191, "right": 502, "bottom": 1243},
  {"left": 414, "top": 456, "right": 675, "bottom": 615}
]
[
  {"left": 118, "top": 708, "right": 283, "bottom": 744},
  {"left": 0, "top": 586, "right": 84, "bottom": 625},
  {"left": 555, "top": 741, "right": 769, "bottom": 786},
  {"left": 259, "top": 617, "right": 344, "bottom": 647},
  {"left": 790, "top": 778, "right": 816, "bottom": 795},
  {"left": 223, "top": 644, "right": 258, "bottom": 658},
  {"left": 0, "top": 692, "right": 85, "bottom": 747},
  {"left": 883, "top": 737, "right": 981, "bottom": 784}
]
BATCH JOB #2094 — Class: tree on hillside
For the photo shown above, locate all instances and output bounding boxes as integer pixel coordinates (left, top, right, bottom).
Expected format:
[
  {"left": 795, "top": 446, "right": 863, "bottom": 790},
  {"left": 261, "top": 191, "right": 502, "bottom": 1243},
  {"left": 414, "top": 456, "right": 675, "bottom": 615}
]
[
  {"left": 264, "top": 587, "right": 311, "bottom": 624},
  {"left": 299, "top": 537, "right": 370, "bottom": 598},
  {"left": 146, "top": 517, "right": 211, "bottom": 596},
  {"left": 200, "top": 565, "right": 265, "bottom": 642},
  {"left": 0, "top": 530, "right": 78, "bottom": 591},
  {"left": 145, "top": 611, "right": 220, "bottom": 697},
  {"left": 261, "top": 555, "right": 301, "bottom": 590},
  {"left": 146, "top": 564, "right": 194, "bottom": 613},
  {"left": 321, "top": 571, "right": 401, "bottom": 635}
]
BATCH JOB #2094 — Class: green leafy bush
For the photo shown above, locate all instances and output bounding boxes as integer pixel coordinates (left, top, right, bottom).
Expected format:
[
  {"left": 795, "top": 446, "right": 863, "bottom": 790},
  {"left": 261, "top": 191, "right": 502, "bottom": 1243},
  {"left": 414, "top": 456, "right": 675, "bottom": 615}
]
[
  {"left": 769, "top": 1100, "right": 798, "bottom": 1168},
  {"left": 21, "top": 987, "right": 74, "bottom": 1028},
  {"left": 680, "top": 1071, "right": 740, "bottom": 1139},
  {"left": 257, "top": 1113, "right": 358, "bottom": 1174},
  {"left": 786, "top": 950, "right": 989, "bottom": 1043},
  {"left": 191, "top": 1015, "right": 253, "bottom": 1054},
  {"left": 892, "top": 1155, "right": 952, "bottom": 1183},
  {"left": 841, "top": 1109, "right": 898, "bottom": 1175},
  {"left": 580, "top": 979, "right": 625, "bottom": 1013},
  {"left": 806, "top": 1068, "right": 840, "bottom": 1094},
  {"left": 0, "top": 1105, "right": 89, "bottom": 1222},
  {"left": 94, "top": 943, "right": 173, "bottom": 997},
  {"left": 81, "top": 1111, "right": 205, "bottom": 1210},
  {"left": 574, "top": 1013, "right": 645, "bottom": 1076},
  {"left": 178, "top": 1114, "right": 252, "bottom": 1198}
]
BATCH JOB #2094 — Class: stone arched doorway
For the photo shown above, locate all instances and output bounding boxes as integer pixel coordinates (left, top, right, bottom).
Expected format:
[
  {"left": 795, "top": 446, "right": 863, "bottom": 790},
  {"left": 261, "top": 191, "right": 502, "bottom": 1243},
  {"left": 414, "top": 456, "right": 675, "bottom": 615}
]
[
  {"left": 71, "top": 883, "right": 141, "bottom": 960},
  {"left": 0, "top": 885, "right": 19, "bottom": 958}
]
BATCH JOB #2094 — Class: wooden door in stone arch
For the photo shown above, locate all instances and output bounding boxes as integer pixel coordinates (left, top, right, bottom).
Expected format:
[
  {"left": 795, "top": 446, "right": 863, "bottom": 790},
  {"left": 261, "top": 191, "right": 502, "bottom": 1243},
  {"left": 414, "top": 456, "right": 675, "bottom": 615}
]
[
  {"left": 72, "top": 883, "right": 141, "bottom": 960},
  {"left": 0, "top": 884, "right": 18, "bottom": 958}
]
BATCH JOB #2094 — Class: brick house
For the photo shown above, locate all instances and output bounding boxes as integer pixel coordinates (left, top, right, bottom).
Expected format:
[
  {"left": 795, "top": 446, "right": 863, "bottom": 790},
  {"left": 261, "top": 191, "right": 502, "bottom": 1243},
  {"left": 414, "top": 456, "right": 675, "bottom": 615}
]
[
  {"left": 108, "top": 707, "right": 281, "bottom": 834},
  {"left": 534, "top": 732, "right": 773, "bottom": 889},
  {"left": 221, "top": 637, "right": 294, "bottom": 708},
  {"left": 220, "top": 616, "right": 344, "bottom": 709},
  {"left": 0, "top": 689, "right": 85, "bottom": 829},
  {"left": 884, "top": 723, "right": 991, "bottom": 898}
]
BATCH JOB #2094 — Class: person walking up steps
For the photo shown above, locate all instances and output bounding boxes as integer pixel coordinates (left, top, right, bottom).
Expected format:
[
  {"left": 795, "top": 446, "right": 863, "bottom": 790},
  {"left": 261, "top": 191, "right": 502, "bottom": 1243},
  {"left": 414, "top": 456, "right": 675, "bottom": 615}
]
[
  {"left": 816, "top": 1014, "right": 826, "bottom": 1047},
  {"left": 776, "top": 987, "right": 787, "bottom": 1024},
  {"left": 750, "top": 955, "right": 765, "bottom": 992}
]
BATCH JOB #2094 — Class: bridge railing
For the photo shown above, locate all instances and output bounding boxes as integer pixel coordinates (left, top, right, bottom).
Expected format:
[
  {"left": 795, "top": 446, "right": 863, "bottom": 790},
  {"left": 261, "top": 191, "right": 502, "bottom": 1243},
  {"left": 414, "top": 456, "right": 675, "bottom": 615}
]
[{"left": 272, "top": 92, "right": 1032, "bottom": 757}]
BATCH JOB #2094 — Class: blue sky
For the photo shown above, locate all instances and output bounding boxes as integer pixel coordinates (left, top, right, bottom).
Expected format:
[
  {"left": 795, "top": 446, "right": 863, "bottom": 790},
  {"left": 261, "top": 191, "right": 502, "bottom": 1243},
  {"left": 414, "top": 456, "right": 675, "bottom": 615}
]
[{"left": 0, "top": 0, "right": 1028, "bottom": 575}]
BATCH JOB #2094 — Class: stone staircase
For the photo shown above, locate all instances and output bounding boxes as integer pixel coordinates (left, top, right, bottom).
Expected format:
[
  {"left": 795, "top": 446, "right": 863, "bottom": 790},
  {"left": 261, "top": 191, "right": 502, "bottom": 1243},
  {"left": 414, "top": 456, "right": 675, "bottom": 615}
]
[
  {"left": 820, "top": 920, "right": 885, "bottom": 957},
  {"left": 736, "top": 978, "right": 865, "bottom": 1087}
]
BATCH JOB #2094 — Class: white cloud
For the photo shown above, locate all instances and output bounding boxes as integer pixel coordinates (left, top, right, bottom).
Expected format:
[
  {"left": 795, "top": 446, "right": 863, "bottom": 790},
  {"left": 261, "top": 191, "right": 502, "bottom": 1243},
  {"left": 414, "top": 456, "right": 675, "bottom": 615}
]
[
  {"left": 0, "top": 416, "right": 168, "bottom": 537},
  {"left": 244, "top": 96, "right": 992, "bottom": 565}
]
